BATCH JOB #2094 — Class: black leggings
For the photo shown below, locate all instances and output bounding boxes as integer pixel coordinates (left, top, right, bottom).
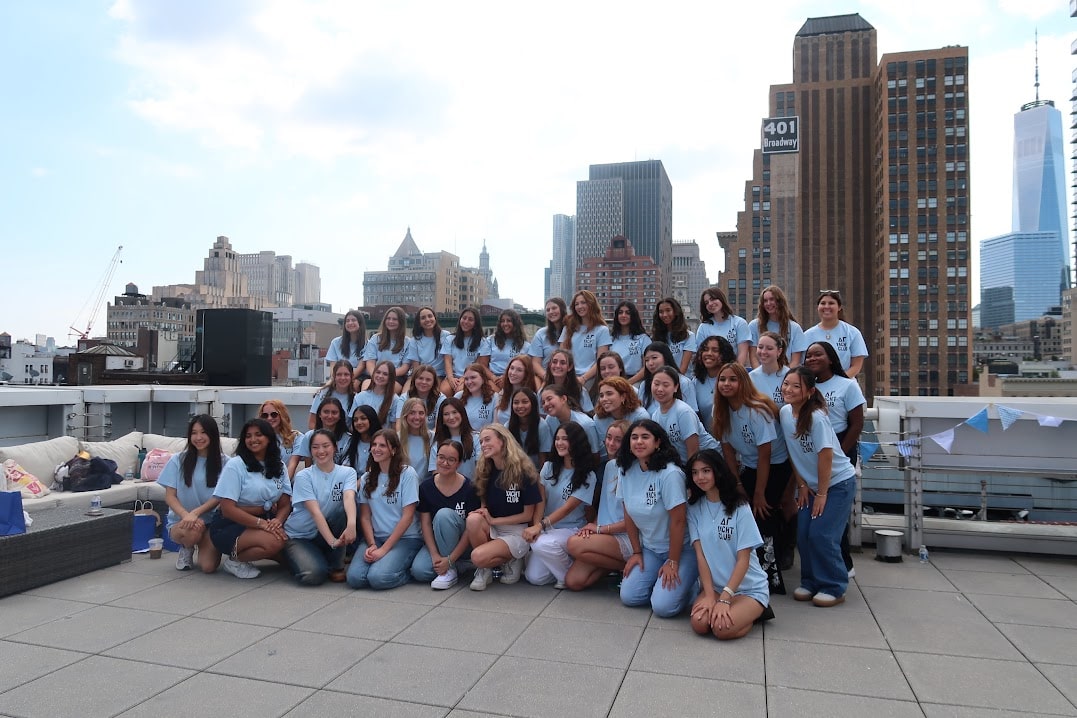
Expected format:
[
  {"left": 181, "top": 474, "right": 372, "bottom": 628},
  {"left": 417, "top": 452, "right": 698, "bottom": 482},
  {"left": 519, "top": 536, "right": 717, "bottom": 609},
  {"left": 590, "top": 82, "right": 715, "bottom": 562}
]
[{"left": 740, "top": 460, "right": 793, "bottom": 539}]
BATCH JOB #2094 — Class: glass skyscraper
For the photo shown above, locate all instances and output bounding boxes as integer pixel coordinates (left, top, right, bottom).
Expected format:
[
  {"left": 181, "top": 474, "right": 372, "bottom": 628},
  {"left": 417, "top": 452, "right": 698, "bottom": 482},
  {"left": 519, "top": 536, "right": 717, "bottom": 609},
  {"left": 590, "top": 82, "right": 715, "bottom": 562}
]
[{"left": 980, "top": 231, "right": 1063, "bottom": 328}]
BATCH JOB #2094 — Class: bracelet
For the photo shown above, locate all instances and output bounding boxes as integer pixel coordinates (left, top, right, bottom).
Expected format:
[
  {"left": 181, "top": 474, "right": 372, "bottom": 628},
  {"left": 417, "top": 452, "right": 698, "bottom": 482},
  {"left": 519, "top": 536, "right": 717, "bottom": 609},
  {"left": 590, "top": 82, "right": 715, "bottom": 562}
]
[
  {"left": 632, "top": 550, "right": 642, "bottom": 555},
  {"left": 817, "top": 493, "right": 827, "bottom": 498},
  {"left": 256, "top": 518, "right": 264, "bottom": 529},
  {"left": 718, "top": 599, "right": 732, "bottom": 606},
  {"left": 666, "top": 559, "right": 678, "bottom": 567},
  {"left": 597, "top": 524, "right": 604, "bottom": 534},
  {"left": 721, "top": 586, "right": 734, "bottom": 597},
  {"left": 446, "top": 558, "right": 455, "bottom": 570}
]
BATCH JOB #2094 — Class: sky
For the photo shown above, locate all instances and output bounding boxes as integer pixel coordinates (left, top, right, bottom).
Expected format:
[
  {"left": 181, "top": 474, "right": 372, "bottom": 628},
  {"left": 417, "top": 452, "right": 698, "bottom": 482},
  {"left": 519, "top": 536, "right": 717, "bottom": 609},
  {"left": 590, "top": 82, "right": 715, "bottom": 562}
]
[{"left": 2, "top": 0, "right": 1073, "bottom": 344}]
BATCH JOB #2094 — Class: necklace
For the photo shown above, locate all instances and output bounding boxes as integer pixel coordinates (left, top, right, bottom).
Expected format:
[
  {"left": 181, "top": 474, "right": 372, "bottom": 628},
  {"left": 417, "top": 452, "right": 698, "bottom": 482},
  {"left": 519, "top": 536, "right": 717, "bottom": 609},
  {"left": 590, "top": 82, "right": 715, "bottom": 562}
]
[{"left": 704, "top": 496, "right": 725, "bottom": 525}]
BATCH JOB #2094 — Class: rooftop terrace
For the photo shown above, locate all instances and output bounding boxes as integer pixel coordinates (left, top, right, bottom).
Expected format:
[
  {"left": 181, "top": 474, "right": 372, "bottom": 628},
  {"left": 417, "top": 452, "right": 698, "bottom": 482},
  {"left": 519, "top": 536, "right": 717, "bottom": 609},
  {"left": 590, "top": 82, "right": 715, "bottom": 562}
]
[{"left": 1, "top": 549, "right": 1075, "bottom": 717}]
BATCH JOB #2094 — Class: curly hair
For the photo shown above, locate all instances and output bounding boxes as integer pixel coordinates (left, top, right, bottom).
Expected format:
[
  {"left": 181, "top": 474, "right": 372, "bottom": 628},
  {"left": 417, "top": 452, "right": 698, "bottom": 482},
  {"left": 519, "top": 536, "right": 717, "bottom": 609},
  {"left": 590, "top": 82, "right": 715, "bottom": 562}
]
[
  {"left": 473, "top": 423, "right": 538, "bottom": 502},
  {"left": 692, "top": 336, "right": 737, "bottom": 381},
  {"left": 686, "top": 448, "right": 746, "bottom": 515},
  {"left": 615, "top": 419, "right": 681, "bottom": 473},
  {"left": 594, "top": 376, "right": 642, "bottom": 419},
  {"left": 237, "top": 418, "right": 285, "bottom": 479}
]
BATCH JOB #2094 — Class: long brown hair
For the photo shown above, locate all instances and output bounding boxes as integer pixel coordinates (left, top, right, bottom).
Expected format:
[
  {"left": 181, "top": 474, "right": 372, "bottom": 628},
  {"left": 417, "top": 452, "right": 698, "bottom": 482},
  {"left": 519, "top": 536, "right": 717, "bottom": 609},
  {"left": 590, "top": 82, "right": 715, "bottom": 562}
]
[
  {"left": 757, "top": 285, "right": 796, "bottom": 341},
  {"left": 786, "top": 367, "right": 827, "bottom": 438},
  {"left": 562, "top": 290, "right": 606, "bottom": 343},
  {"left": 406, "top": 363, "right": 441, "bottom": 417},
  {"left": 496, "top": 355, "right": 536, "bottom": 413},
  {"left": 369, "top": 359, "right": 397, "bottom": 425},
  {"left": 363, "top": 429, "right": 405, "bottom": 499},
  {"left": 463, "top": 363, "right": 497, "bottom": 404},
  {"left": 711, "top": 363, "right": 779, "bottom": 440}
]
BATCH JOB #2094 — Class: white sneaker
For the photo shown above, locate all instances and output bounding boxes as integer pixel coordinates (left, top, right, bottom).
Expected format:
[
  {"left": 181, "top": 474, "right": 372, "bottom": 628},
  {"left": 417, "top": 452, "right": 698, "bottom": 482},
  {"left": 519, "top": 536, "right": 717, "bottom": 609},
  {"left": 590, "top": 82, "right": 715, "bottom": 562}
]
[
  {"left": 175, "top": 546, "right": 194, "bottom": 571},
  {"left": 847, "top": 567, "right": 856, "bottom": 579},
  {"left": 500, "top": 557, "right": 523, "bottom": 584},
  {"left": 793, "top": 587, "right": 814, "bottom": 601},
  {"left": 554, "top": 579, "right": 566, "bottom": 590},
  {"left": 470, "top": 568, "right": 492, "bottom": 591},
  {"left": 431, "top": 567, "right": 458, "bottom": 590},
  {"left": 221, "top": 556, "right": 260, "bottom": 579}
]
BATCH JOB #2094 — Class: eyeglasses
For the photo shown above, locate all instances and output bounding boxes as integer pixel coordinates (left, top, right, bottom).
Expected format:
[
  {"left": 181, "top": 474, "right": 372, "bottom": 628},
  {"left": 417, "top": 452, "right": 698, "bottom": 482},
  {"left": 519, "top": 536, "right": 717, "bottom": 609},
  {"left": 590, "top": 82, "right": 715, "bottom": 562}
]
[
  {"left": 436, "top": 455, "right": 459, "bottom": 464},
  {"left": 260, "top": 411, "right": 280, "bottom": 419}
]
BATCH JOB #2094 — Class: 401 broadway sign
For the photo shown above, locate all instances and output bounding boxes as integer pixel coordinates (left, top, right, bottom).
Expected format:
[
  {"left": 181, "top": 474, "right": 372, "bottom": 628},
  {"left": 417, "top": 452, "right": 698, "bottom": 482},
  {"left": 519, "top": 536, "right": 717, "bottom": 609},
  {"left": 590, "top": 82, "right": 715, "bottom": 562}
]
[{"left": 761, "top": 116, "right": 799, "bottom": 154}]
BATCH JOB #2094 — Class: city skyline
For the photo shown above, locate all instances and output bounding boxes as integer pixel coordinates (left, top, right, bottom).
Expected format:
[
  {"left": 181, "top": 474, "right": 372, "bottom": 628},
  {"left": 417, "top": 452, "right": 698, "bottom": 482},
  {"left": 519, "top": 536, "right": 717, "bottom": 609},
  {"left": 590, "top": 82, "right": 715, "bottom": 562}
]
[{"left": 2, "top": 2, "right": 1072, "bottom": 342}]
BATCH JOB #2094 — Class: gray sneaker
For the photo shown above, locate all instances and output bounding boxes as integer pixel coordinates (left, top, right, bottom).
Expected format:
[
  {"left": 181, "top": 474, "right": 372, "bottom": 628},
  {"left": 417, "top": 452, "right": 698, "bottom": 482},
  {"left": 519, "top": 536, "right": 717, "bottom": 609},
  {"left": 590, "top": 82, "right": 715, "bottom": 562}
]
[
  {"left": 500, "top": 557, "right": 523, "bottom": 584},
  {"left": 469, "top": 568, "right": 492, "bottom": 591},
  {"left": 175, "top": 546, "right": 194, "bottom": 571},
  {"left": 220, "top": 556, "right": 260, "bottom": 579}
]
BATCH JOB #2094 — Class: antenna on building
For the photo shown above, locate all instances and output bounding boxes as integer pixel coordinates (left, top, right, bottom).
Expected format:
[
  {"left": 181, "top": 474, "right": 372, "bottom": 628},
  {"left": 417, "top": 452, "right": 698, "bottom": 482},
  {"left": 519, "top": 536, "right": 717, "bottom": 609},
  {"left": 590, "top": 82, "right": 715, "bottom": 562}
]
[{"left": 1034, "top": 29, "right": 1040, "bottom": 102}]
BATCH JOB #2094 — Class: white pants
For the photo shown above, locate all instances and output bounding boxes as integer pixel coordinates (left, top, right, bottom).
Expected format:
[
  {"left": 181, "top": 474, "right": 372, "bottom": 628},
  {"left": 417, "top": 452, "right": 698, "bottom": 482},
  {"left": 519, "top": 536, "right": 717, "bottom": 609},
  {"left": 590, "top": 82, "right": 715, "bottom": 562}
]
[{"left": 524, "top": 527, "right": 576, "bottom": 585}]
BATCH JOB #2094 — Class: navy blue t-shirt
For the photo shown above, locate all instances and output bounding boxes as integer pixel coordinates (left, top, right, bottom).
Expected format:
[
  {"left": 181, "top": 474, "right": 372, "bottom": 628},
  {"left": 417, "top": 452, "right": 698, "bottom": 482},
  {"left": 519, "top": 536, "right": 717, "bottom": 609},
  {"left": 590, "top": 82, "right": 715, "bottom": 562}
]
[
  {"left": 417, "top": 476, "right": 480, "bottom": 518},
  {"left": 482, "top": 467, "right": 541, "bottom": 519}
]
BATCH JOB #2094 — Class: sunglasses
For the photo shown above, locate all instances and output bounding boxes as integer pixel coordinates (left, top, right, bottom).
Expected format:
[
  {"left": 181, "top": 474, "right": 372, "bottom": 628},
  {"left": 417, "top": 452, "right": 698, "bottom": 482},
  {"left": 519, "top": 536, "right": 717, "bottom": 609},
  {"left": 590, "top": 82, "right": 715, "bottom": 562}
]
[
  {"left": 818, "top": 290, "right": 842, "bottom": 299},
  {"left": 260, "top": 411, "right": 280, "bottom": 419}
]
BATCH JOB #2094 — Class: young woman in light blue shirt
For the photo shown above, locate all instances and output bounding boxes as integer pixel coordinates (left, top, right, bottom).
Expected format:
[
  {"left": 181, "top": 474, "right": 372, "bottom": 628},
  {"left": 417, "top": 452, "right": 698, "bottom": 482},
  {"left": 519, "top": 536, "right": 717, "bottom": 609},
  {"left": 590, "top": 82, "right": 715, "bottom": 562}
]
[{"left": 159, "top": 415, "right": 226, "bottom": 573}]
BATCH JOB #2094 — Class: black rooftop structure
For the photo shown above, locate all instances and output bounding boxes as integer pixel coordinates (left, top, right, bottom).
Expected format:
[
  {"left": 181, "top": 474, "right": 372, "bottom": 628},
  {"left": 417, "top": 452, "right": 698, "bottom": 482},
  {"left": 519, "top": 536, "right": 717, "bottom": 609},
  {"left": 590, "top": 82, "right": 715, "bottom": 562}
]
[{"left": 797, "top": 13, "right": 874, "bottom": 37}]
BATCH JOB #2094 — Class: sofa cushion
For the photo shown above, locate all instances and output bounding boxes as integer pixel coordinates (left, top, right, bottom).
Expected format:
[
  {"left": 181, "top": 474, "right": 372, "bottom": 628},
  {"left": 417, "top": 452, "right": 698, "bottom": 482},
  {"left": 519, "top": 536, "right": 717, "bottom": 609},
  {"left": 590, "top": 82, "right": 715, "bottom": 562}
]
[
  {"left": 81, "top": 431, "right": 144, "bottom": 478},
  {"left": 0, "top": 436, "right": 79, "bottom": 485}
]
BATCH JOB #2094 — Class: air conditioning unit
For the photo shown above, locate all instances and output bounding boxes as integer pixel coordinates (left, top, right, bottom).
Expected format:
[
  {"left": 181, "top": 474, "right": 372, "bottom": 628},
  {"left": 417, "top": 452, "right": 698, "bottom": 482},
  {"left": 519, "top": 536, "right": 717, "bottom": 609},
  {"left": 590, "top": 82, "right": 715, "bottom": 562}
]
[{"left": 124, "top": 359, "right": 134, "bottom": 368}]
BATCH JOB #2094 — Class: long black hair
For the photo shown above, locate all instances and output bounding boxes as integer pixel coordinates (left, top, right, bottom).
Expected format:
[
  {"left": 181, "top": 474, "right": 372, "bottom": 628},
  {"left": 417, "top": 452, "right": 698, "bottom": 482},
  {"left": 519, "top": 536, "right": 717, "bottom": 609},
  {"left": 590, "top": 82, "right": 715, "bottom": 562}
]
[
  {"left": 434, "top": 397, "right": 476, "bottom": 461},
  {"left": 314, "top": 397, "right": 349, "bottom": 444},
  {"left": 807, "top": 341, "right": 849, "bottom": 380},
  {"left": 346, "top": 405, "right": 383, "bottom": 468},
  {"left": 182, "top": 414, "right": 223, "bottom": 488},
  {"left": 686, "top": 449, "right": 746, "bottom": 515},
  {"left": 615, "top": 419, "right": 681, "bottom": 473},
  {"left": 611, "top": 300, "right": 647, "bottom": 337},
  {"left": 340, "top": 309, "right": 367, "bottom": 360},
  {"left": 547, "top": 422, "right": 594, "bottom": 492},
  {"left": 452, "top": 307, "right": 484, "bottom": 352},
  {"left": 507, "top": 387, "right": 541, "bottom": 457},
  {"left": 237, "top": 418, "right": 284, "bottom": 478},
  {"left": 640, "top": 341, "right": 678, "bottom": 407}
]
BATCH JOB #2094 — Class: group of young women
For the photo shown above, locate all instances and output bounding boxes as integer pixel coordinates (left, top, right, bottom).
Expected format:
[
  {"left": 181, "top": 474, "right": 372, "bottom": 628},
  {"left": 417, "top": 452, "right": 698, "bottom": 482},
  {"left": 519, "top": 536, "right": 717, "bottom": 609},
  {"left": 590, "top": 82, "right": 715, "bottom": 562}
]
[{"left": 158, "top": 285, "right": 868, "bottom": 639}]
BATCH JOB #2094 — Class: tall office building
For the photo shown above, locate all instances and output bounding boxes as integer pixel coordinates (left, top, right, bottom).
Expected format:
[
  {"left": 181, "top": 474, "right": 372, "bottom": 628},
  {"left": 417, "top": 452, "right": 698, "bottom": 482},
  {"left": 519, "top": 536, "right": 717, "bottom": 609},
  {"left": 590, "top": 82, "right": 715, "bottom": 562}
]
[
  {"left": 238, "top": 251, "right": 294, "bottom": 307},
  {"left": 718, "top": 15, "right": 972, "bottom": 397},
  {"left": 152, "top": 236, "right": 266, "bottom": 311},
  {"left": 575, "top": 160, "right": 672, "bottom": 298},
  {"left": 574, "top": 236, "right": 663, "bottom": 319},
  {"left": 549, "top": 214, "right": 576, "bottom": 300},
  {"left": 980, "top": 231, "right": 1063, "bottom": 326},
  {"left": 1012, "top": 100, "right": 1070, "bottom": 297},
  {"left": 293, "top": 262, "right": 322, "bottom": 305},
  {"left": 671, "top": 241, "right": 711, "bottom": 324}
]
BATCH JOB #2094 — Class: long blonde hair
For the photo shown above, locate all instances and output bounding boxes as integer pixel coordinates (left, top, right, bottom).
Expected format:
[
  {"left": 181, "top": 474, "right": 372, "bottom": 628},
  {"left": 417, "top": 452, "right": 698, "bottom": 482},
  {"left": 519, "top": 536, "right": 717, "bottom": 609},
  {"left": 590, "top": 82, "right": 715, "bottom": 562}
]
[
  {"left": 473, "top": 423, "right": 537, "bottom": 503},
  {"left": 396, "top": 397, "right": 432, "bottom": 468}
]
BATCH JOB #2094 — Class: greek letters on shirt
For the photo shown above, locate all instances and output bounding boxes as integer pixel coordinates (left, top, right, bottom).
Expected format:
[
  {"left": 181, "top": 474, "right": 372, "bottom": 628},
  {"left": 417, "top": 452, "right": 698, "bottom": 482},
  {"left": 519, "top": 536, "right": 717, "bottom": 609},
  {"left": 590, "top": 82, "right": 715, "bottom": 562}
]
[
  {"left": 666, "top": 422, "right": 683, "bottom": 443},
  {"left": 628, "top": 338, "right": 642, "bottom": 356},
  {"left": 386, "top": 490, "right": 399, "bottom": 505},
  {"left": 478, "top": 403, "right": 491, "bottom": 421},
  {"left": 506, "top": 484, "right": 521, "bottom": 504},
  {"left": 561, "top": 482, "right": 573, "bottom": 502},
  {"left": 583, "top": 333, "right": 596, "bottom": 349},
  {"left": 798, "top": 434, "right": 815, "bottom": 454},
  {"left": 273, "top": 476, "right": 284, "bottom": 490},
  {"left": 716, "top": 514, "right": 733, "bottom": 542},
  {"left": 824, "top": 390, "right": 838, "bottom": 409},
  {"left": 454, "top": 501, "right": 467, "bottom": 516},
  {"left": 645, "top": 482, "right": 658, "bottom": 506},
  {"left": 331, "top": 482, "right": 343, "bottom": 502},
  {"left": 772, "top": 387, "right": 784, "bottom": 405},
  {"left": 726, "top": 327, "right": 738, "bottom": 345},
  {"left": 741, "top": 423, "right": 756, "bottom": 446},
  {"left": 835, "top": 336, "right": 848, "bottom": 353}
]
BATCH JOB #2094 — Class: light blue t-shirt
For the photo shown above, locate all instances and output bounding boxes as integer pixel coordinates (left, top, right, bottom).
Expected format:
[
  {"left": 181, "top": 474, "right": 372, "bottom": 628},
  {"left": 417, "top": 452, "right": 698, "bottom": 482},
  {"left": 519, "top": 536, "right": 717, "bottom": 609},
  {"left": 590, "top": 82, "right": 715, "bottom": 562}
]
[
  {"left": 157, "top": 452, "right": 226, "bottom": 528},
  {"left": 748, "top": 319, "right": 808, "bottom": 360},
  {"left": 441, "top": 333, "right": 489, "bottom": 378},
  {"left": 361, "top": 333, "right": 416, "bottom": 371},
  {"left": 413, "top": 330, "right": 450, "bottom": 376},
  {"left": 214, "top": 455, "right": 291, "bottom": 510},
  {"left": 688, "top": 500, "right": 769, "bottom": 606},
  {"left": 358, "top": 466, "right": 421, "bottom": 540},
  {"left": 325, "top": 335, "right": 364, "bottom": 368},
  {"left": 650, "top": 399, "right": 720, "bottom": 463},
  {"left": 542, "top": 411, "right": 601, "bottom": 454},
  {"left": 486, "top": 337, "right": 530, "bottom": 376},
  {"left": 558, "top": 324, "right": 612, "bottom": 376},
  {"left": 527, "top": 327, "right": 561, "bottom": 369},
  {"left": 594, "top": 407, "right": 649, "bottom": 459},
  {"left": 353, "top": 390, "right": 404, "bottom": 425},
  {"left": 285, "top": 464, "right": 358, "bottom": 540},
  {"left": 454, "top": 391, "right": 499, "bottom": 431},
  {"left": 616, "top": 462, "right": 688, "bottom": 552},
  {"left": 693, "top": 372, "right": 717, "bottom": 428},
  {"left": 610, "top": 333, "right": 649, "bottom": 377},
  {"left": 721, "top": 405, "right": 788, "bottom": 468},
  {"left": 348, "top": 439, "right": 371, "bottom": 474},
  {"left": 403, "top": 431, "right": 433, "bottom": 479},
  {"left": 660, "top": 330, "right": 697, "bottom": 369},
  {"left": 539, "top": 463, "right": 595, "bottom": 530},
  {"left": 512, "top": 423, "right": 552, "bottom": 468},
  {"left": 696, "top": 315, "right": 751, "bottom": 354},
  {"left": 596, "top": 460, "right": 626, "bottom": 528},
  {"left": 778, "top": 406, "right": 856, "bottom": 491},
  {"left": 804, "top": 321, "right": 869, "bottom": 371},
  {"left": 815, "top": 375, "right": 866, "bottom": 435},
  {"left": 749, "top": 366, "right": 789, "bottom": 409}
]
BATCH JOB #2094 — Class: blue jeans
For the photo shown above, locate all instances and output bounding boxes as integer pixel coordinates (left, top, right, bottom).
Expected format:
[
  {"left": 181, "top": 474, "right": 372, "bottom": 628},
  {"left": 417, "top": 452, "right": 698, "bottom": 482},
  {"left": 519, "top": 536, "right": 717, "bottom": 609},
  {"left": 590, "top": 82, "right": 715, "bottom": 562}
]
[
  {"left": 619, "top": 544, "right": 699, "bottom": 618},
  {"left": 283, "top": 534, "right": 343, "bottom": 586},
  {"left": 797, "top": 478, "right": 856, "bottom": 597},
  {"left": 346, "top": 536, "right": 424, "bottom": 590},
  {"left": 411, "top": 509, "right": 468, "bottom": 582}
]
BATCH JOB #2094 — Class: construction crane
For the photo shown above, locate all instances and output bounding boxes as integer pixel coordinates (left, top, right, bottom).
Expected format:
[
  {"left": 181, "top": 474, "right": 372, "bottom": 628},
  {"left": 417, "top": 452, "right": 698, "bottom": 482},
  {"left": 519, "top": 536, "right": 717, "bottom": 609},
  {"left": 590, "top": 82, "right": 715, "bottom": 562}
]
[{"left": 69, "top": 245, "right": 124, "bottom": 340}]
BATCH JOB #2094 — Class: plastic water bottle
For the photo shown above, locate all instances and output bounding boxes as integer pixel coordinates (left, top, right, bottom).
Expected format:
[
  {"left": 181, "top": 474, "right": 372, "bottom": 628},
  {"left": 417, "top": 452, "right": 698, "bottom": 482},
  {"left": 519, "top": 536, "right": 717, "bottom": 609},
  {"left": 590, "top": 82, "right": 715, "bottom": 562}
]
[
  {"left": 491, "top": 566, "right": 504, "bottom": 580},
  {"left": 918, "top": 545, "right": 930, "bottom": 564}
]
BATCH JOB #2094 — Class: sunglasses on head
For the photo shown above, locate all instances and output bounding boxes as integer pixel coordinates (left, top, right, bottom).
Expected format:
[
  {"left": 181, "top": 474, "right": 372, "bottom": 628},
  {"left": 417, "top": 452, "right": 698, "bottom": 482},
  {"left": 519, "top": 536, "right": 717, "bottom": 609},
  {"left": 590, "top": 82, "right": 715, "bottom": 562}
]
[
  {"left": 818, "top": 290, "right": 842, "bottom": 299},
  {"left": 260, "top": 411, "right": 280, "bottom": 419}
]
